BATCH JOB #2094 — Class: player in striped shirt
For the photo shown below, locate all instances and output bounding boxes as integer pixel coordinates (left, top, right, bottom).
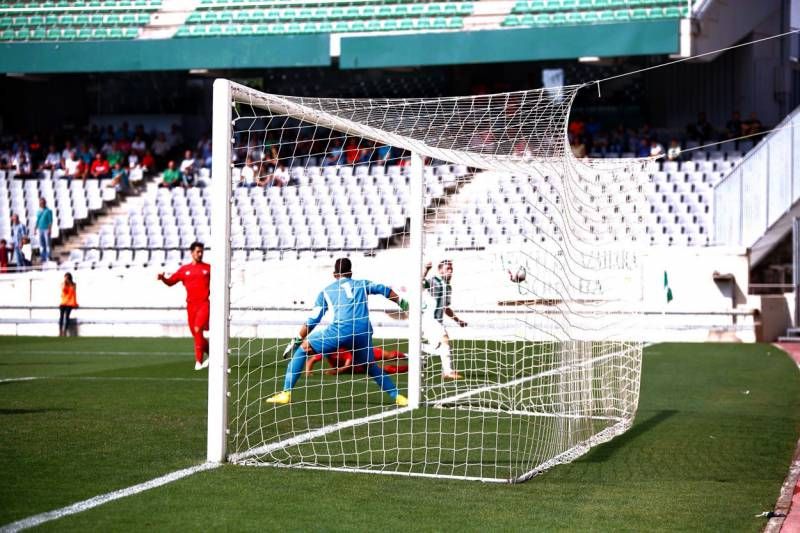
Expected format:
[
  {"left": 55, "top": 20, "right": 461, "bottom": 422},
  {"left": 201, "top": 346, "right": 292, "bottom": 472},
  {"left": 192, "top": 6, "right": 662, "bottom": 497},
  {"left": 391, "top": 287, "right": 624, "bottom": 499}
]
[
  {"left": 422, "top": 259, "right": 467, "bottom": 380},
  {"left": 266, "top": 257, "right": 409, "bottom": 406}
]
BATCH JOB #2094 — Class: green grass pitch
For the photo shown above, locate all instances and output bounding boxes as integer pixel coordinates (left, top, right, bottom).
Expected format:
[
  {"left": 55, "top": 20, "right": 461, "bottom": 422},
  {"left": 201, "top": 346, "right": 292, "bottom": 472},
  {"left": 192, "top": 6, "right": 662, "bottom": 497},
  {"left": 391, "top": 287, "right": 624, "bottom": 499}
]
[{"left": 1, "top": 337, "right": 799, "bottom": 531}]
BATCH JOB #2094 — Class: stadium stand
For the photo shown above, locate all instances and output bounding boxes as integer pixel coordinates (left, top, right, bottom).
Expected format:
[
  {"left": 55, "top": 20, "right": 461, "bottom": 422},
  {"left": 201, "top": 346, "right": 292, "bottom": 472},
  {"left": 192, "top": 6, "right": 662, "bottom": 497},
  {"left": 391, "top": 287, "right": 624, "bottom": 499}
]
[
  {"left": 503, "top": 0, "right": 690, "bottom": 28},
  {"left": 0, "top": 1, "right": 161, "bottom": 42},
  {"left": 177, "top": 1, "right": 474, "bottom": 37},
  {"left": 54, "top": 146, "right": 745, "bottom": 272}
]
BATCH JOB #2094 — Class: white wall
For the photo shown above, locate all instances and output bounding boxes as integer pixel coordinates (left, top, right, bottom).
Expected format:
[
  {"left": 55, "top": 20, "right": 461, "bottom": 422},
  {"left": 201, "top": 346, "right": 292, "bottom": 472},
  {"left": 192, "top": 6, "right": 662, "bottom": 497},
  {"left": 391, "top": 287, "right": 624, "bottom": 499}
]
[{"left": 0, "top": 245, "right": 758, "bottom": 342}]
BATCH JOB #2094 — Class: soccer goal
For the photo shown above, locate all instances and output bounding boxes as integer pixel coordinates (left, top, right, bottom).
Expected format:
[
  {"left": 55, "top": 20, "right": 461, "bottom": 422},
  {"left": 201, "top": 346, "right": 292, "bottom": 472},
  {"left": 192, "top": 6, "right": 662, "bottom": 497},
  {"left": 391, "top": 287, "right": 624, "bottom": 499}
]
[{"left": 207, "top": 79, "right": 646, "bottom": 483}]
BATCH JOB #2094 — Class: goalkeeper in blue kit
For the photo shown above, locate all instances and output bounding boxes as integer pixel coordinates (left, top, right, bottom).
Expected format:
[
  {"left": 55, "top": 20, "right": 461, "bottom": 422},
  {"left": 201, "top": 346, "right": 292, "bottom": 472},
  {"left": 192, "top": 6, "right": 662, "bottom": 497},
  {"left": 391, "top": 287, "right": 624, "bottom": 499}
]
[{"left": 266, "top": 257, "right": 409, "bottom": 407}]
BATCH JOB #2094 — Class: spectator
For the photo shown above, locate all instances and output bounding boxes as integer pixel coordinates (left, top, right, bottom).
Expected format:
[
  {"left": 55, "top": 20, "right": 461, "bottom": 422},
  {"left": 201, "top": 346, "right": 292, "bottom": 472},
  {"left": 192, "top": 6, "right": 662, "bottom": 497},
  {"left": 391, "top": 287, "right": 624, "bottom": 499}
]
[
  {"left": 179, "top": 149, "right": 197, "bottom": 187},
  {"left": 725, "top": 111, "right": 743, "bottom": 139},
  {"left": 570, "top": 136, "right": 587, "bottom": 158},
  {"left": 323, "top": 139, "right": 343, "bottom": 166},
  {"left": 0, "top": 238, "right": 8, "bottom": 273},
  {"left": 635, "top": 138, "right": 651, "bottom": 158},
  {"left": 12, "top": 150, "right": 33, "bottom": 178},
  {"left": 106, "top": 161, "right": 130, "bottom": 192},
  {"left": 10, "top": 213, "right": 28, "bottom": 270},
  {"left": 151, "top": 132, "right": 170, "bottom": 165},
  {"left": 649, "top": 139, "right": 665, "bottom": 158},
  {"left": 35, "top": 197, "right": 53, "bottom": 263},
  {"left": 40, "top": 144, "right": 62, "bottom": 172},
  {"left": 131, "top": 135, "right": 147, "bottom": 156},
  {"left": 106, "top": 141, "right": 124, "bottom": 168},
  {"left": 20, "top": 236, "right": 32, "bottom": 268},
  {"left": 238, "top": 157, "right": 257, "bottom": 188},
  {"left": 667, "top": 138, "right": 682, "bottom": 161},
  {"left": 140, "top": 150, "right": 156, "bottom": 174},
  {"left": 90, "top": 152, "right": 111, "bottom": 180},
  {"left": 687, "top": 111, "right": 714, "bottom": 145},
  {"left": 743, "top": 112, "right": 763, "bottom": 136},
  {"left": 61, "top": 140, "right": 74, "bottom": 162},
  {"left": 58, "top": 272, "right": 78, "bottom": 337},
  {"left": 63, "top": 151, "right": 85, "bottom": 183},
  {"left": 196, "top": 135, "right": 212, "bottom": 168},
  {"left": 159, "top": 160, "right": 182, "bottom": 189}
]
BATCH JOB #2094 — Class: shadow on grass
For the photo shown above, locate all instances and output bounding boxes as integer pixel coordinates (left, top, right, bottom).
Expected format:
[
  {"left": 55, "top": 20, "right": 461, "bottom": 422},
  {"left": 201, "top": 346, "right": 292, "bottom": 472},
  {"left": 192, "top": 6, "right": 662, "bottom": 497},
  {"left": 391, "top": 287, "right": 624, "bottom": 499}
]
[
  {"left": 0, "top": 408, "right": 71, "bottom": 415},
  {"left": 584, "top": 409, "right": 678, "bottom": 462}
]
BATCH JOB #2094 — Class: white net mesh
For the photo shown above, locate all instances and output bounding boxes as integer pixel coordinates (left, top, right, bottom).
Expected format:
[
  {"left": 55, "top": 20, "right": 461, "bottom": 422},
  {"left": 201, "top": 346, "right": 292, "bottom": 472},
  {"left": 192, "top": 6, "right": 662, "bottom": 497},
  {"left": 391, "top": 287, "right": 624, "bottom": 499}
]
[{"left": 219, "top": 81, "right": 646, "bottom": 482}]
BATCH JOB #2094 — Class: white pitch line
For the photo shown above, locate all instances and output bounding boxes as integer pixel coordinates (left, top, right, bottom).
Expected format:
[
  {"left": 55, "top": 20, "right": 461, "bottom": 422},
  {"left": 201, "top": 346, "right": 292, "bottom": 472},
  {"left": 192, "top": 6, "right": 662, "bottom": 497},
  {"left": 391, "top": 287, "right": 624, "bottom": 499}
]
[
  {"left": 0, "top": 376, "right": 205, "bottom": 383},
  {"left": 0, "top": 351, "right": 186, "bottom": 356},
  {"left": 0, "top": 377, "right": 40, "bottom": 384},
  {"left": 0, "top": 462, "right": 220, "bottom": 533}
]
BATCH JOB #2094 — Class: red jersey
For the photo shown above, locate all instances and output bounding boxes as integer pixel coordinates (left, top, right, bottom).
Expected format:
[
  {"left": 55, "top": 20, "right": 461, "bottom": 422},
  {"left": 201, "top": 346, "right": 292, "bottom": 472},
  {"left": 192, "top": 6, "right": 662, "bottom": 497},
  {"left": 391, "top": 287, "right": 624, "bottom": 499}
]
[{"left": 164, "top": 262, "right": 210, "bottom": 304}]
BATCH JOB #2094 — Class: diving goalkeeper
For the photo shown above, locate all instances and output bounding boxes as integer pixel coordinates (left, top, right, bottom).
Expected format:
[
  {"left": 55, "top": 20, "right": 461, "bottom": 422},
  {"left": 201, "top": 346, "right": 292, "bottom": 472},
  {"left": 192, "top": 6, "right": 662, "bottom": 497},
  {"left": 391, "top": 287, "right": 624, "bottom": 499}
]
[{"left": 266, "top": 257, "right": 409, "bottom": 407}]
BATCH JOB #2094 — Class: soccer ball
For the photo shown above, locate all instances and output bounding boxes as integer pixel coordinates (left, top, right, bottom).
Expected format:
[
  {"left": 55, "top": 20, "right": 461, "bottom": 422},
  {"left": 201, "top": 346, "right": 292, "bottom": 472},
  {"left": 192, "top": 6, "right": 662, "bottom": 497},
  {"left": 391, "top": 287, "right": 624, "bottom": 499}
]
[{"left": 509, "top": 267, "right": 527, "bottom": 283}]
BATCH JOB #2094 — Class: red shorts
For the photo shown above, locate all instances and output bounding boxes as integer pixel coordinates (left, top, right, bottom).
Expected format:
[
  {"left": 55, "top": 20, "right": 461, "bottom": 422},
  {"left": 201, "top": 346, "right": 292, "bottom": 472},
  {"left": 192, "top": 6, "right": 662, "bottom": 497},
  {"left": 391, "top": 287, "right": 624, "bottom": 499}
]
[{"left": 187, "top": 301, "right": 209, "bottom": 332}]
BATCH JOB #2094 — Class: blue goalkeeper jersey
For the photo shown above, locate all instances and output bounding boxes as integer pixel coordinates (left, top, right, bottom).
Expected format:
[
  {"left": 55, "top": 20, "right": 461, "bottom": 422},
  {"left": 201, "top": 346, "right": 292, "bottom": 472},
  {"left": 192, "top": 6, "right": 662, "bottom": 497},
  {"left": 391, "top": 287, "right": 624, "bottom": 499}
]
[{"left": 306, "top": 278, "right": 391, "bottom": 336}]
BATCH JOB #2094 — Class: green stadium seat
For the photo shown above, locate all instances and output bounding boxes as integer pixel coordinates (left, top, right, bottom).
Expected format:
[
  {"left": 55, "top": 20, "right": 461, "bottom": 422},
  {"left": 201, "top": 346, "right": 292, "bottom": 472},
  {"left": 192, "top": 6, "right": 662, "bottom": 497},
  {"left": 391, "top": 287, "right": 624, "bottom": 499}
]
[
  {"left": 333, "top": 21, "right": 348, "bottom": 32},
  {"left": 45, "top": 28, "right": 60, "bottom": 39},
  {"left": 45, "top": 14, "right": 58, "bottom": 25},
  {"left": 92, "top": 28, "right": 109, "bottom": 39},
  {"left": 597, "top": 9, "right": 615, "bottom": 22},
  {"left": 663, "top": 6, "right": 681, "bottom": 17},
  {"left": 432, "top": 17, "right": 447, "bottom": 29},
  {"left": 77, "top": 28, "right": 92, "bottom": 39},
  {"left": 121, "top": 14, "right": 136, "bottom": 25},
  {"left": 382, "top": 19, "right": 398, "bottom": 31},
  {"left": 11, "top": 16, "right": 26, "bottom": 27},
  {"left": 613, "top": 9, "right": 631, "bottom": 21},
  {"left": 512, "top": 1, "right": 528, "bottom": 14},
  {"left": 123, "top": 27, "right": 138, "bottom": 38},
  {"left": 281, "top": 8, "right": 297, "bottom": 20},
  {"left": 207, "top": 25, "right": 223, "bottom": 36},
  {"left": 377, "top": 6, "right": 392, "bottom": 17},
  {"left": 395, "top": 5, "right": 408, "bottom": 16},
  {"left": 108, "top": 27, "right": 123, "bottom": 39},
  {"left": 443, "top": 4, "right": 458, "bottom": 15},
  {"left": 14, "top": 29, "right": 28, "bottom": 40},
  {"left": 318, "top": 21, "right": 333, "bottom": 33},
  {"left": 175, "top": 26, "right": 190, "bottom": 37},
  {"left": 218, "top": 11, "right": 234, "bottom": 23},
  {"left": 459, "top": 3, "right": 475, "bottom": 15},
  {"left": 446, "top": 17, "right": 463, "bottom": 29},
  {"left": 415, "top": 18, "right": 431, "bottom": 30},
  {"left": 222, "top": 24, "right": 238, "bottom": 35},
  {"left": 105, "top": 14, "right": 121, "bottom": 25},
  {"left": 201, "top": 11, "right": 219, "bottom": 23},
  {"left": 253, "top": 24, "right": 269, "bottom": 34},
  {"left": 427, "top": 4, "right": 443, "bottom": 16},
  {"left": 0, "top": 18, "right": 10, "bottom": 29},
  {"left": 56, "top": 0, "right": 70, "bottom": 7},
  {"left": 2, "top": 28, "right": 16, "bottom": 40},
  {"left": 59, "top": 14, "right": 74, "bottom": 25},
  {"left": 297, "top": 9, "right": 313, "bottom": 20},
  {"left": 631, "top": 8, "right": 650, "bottom": 19},
  {"left": 286, "top": 22, "right": 302, "bottom": 33},
  {"left": 534, "top": 13, "right": 549, "bottom": 24},
  {"left": 399, "top": 18, "right": 414, "bottom": 30},
  {"left": 29, "top": 15, "right": 44, "bottom": 26},
  {"left": 329, "top": 7, "right": 345, "bottom": 19},
  {"left": 550, "top": 12, "right": 567, "bottom": 24},
  {"left": 349, "top": 20, "right": 365, "bottom": 32},
  {"left": 89, "top": 14, "right": 103, "bottom": 25},
  {"left": 30, "top": 28, "right": 46, "bottom": 40},
  {"left": 233, "top": 10, "right": 250, "bottom": 23},
  {"left": 366, "top": 19, "right": 381, "bottom": 31},
  {"left": 519, "top": 14, "right": 535, "bottom": 25},
  {"left": 345, "top": 7, "right": 360, "bottom": 19},
  {"left": 410, "top": 4, "right": 425, "bottom": 16}
]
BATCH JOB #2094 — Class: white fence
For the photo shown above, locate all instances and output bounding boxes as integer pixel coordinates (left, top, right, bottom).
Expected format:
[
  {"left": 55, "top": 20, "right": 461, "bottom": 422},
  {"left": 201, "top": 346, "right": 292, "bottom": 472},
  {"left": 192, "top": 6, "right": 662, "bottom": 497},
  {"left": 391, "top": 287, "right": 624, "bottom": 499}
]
[{"left": 714, "top": 105, "right": 800, "bottom": 247}]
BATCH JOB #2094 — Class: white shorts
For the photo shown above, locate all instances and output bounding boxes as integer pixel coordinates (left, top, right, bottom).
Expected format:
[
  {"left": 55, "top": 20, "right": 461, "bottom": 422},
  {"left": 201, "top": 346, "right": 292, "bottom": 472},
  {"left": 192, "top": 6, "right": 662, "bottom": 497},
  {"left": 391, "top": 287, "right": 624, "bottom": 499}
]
[{"left": 421, "top": 316, "right": 447, "bottom": 353}]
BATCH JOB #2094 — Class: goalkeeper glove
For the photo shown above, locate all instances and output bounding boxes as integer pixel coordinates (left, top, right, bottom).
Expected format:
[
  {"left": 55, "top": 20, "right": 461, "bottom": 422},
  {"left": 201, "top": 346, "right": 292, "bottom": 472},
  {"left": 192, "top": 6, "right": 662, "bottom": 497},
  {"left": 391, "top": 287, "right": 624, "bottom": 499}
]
[
  {"left": 282, "top": 337, "right": 301, "bottom": 359},
  {"left": 399, "top": 299, "right": 409, "bottom": 312}
]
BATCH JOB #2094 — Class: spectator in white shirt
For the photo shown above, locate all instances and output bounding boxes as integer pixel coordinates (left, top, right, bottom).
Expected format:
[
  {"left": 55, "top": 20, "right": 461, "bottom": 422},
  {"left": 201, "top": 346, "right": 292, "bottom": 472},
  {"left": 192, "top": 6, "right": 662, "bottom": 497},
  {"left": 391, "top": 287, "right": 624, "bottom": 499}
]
[
  {"left": 238, "top": 157, "right": 257, "bottom": 188},
  {"left": 63, "top": 152, "right": 85, "bottom": 183},
  {"left": 179, "top": 149, "right": 197, "bottom": 187}
]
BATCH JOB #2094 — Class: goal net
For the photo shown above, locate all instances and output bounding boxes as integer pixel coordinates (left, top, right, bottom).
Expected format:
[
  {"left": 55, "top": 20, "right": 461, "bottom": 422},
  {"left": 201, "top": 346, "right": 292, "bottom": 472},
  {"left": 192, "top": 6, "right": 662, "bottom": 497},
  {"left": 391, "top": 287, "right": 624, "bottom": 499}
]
[{"left": 208, "top": 79, "right": 646, "bottom": 483}]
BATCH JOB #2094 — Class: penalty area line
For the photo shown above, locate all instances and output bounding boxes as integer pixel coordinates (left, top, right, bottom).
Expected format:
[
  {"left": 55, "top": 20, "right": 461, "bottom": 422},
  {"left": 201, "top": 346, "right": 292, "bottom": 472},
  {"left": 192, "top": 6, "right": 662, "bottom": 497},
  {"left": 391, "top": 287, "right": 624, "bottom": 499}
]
[{"left": 0, "top": 462, "right": 220, "bottom": 533}]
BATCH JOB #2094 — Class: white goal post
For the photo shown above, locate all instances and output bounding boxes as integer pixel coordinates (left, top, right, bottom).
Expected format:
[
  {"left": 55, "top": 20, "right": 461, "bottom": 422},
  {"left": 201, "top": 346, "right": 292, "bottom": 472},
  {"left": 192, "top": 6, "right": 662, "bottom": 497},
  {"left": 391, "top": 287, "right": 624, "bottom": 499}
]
[{"left": 207, "top": 78, "right": 646, "bottom": 483}]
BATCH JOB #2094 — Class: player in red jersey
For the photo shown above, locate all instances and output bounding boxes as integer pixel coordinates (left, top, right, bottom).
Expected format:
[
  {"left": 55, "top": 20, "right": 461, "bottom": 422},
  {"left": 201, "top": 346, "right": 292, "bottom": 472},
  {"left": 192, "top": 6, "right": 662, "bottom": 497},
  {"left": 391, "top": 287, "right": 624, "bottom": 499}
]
[
  {"left": 158, "top": 241, "right": 210, "bottom": 370},
  {"left": 304, "top": 346, "right": 408, "bottom": 376}
]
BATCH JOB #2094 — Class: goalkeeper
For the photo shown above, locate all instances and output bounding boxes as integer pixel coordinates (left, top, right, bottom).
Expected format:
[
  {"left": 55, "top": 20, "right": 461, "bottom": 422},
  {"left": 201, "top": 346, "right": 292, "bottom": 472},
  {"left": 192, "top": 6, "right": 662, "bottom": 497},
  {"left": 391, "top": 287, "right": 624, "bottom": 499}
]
[
  {"left": 422, "top": 259, "right": 466, "bottom": 380},
  {"left": 266, "top": 257, "right": 409, "bottom": 406}
]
